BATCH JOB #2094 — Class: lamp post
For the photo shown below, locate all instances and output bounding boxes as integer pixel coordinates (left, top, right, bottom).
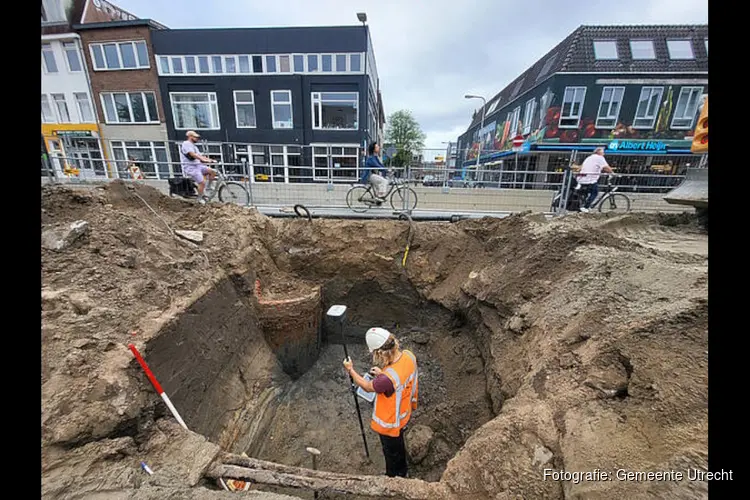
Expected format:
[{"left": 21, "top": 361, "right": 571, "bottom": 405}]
[
  {"left": 358, "top": 12, "right": 369, "bottom": 170},
  {"left": 465, "top": 94, "right": 486, "bottom": 182}
]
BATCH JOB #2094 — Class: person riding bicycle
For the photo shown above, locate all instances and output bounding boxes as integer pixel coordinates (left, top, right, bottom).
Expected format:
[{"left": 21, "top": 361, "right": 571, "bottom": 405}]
[
  {"left": 180, "top": 130, "right": 217, "bottom": 204},
  {"left": 360, "top": 142, "right": 389, "bottom": 202},
  {"left": 576, "top": 147, "right": 614, "bottom": 212}
]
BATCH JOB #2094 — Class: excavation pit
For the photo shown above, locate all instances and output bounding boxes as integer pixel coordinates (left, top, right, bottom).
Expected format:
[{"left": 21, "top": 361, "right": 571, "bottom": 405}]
[{"left": 41, "top": 183, "right": 709, "bottom": 500}]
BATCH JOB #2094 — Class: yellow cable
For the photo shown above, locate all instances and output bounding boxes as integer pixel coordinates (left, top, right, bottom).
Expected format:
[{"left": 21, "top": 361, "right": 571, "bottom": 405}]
[{"left": 402, "top": 245, "right": 410, "bottom": 267}]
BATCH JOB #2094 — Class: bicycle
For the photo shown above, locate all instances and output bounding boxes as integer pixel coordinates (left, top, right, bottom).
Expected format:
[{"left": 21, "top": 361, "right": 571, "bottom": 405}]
[
  {"left": 169, "top": 167, "right": 251, "bottom": 206},
  {"left": 550, "top": 174, "right": 631, "bottom": 214},
  {"left": 346, "top": 173, "right": 418, "bottom": 213}
]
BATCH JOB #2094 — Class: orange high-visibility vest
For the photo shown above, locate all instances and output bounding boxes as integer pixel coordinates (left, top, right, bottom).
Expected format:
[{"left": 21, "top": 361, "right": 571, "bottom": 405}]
[{"left": 371, "top": 349, "right": 418, "bottom": 437}]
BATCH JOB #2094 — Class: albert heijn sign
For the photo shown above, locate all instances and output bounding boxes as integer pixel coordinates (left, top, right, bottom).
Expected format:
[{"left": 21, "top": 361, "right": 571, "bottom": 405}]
[
  {"left": 606, "top": 140, "right": 667, "bottom": 153},
  {"left": 80, "top": 0, "right": 139, "bottom": 24}
]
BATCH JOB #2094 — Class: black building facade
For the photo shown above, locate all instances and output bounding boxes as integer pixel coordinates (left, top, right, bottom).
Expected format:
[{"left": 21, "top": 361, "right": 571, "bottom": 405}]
[
  {"left": 151, "top": 26, "right": 384, "bottom": 183},
  {"left": 456, "top": 25, "right": 708, "bottom": 182}
]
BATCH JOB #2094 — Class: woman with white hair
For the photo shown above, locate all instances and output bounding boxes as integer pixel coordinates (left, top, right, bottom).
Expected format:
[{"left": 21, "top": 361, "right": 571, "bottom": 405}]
[{"left": 343, "top": 327, "right": 419, "bottom": 477}]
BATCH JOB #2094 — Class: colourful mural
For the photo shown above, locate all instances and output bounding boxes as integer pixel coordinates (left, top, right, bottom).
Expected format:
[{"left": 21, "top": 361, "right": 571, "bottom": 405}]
[{"left": 465, "top": 84, "right": 701, "bottom": 161}]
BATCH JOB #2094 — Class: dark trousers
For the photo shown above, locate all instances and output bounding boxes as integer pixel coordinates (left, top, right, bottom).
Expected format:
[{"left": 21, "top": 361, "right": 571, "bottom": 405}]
[
  {"left": 379, "top": 428, "right": 408, "bottom": 477},
  {"left": 581, "top": 182, "right": 599, "bottom": 208}
]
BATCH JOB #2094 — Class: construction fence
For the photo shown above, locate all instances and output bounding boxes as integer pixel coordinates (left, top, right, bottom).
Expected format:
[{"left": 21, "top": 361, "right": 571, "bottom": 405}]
[{"left": 41, "top": 139, "right": 706, "bottom": 216}]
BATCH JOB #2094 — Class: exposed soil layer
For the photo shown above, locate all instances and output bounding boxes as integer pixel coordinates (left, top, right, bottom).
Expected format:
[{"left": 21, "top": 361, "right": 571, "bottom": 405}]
[{"left": 41, "top": 182, "right": 708, "bottom": 499}]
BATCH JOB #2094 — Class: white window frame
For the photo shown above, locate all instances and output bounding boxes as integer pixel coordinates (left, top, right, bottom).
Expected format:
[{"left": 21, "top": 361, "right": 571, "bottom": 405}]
[
  {"left": 670, "top": 86, "right": 704, "bottom": 130},
  {"left": 486, "top": 99, "right": 500, "bottom": 116},
  {"left": 52, "top": 93, "right": 70, "bottom": 122},
  {"left": 110, "top": 141, "right": 171, "bottom": 180},
  {"left": 271, "top": 90, "right": 293, "bottom": 129},
  {"left": 233, "top": 90, "right": 257, "bottom": 129},
  {"left": 629, "top": 40, "right": 656, "bottom": 60},
  {"left": 633, "top": 86, "right": 664, "bottom": 129},
  {"left": 510, "top": 106, "right": 521, "bottom": 135},
  {"left": 334, "top": 53, "right": 348, "bottom": 72},
  {"left": 278, "top": 55, "right": 292, "bottom": 74},
  {"left": 89, "top": 40, "right": 150, "bottom": 71},
  {"left": 42, "top": 94, "right": 56, "bottom": 123},
  {"left": 311, "top": 144, "right": 360, "bottom": 182},
  {"left": 311, "top": 92, "right": 359, "bottom": 130},
  {"left": 595, "top": 86, "right": 625, "bottom": 129},
  {"left": 558, "top": 87, "right": 586, "bottom": 128},
  {"left": 321, "top": 54, "right": 334, "bottom": 73},
  {"left": 100, "top": 91, "right": 160, "bottom": 124},
  {"left": 292, "top": 53, "right": 306, "bottom": 72},
  {"left": 666, "top": 40, "right": 694, "bottom": 60},
  {"left": 349, "top": 53, "right": 362, "bottom": 73},
  {"left": 593, "top": 40, "right": 618, "bottom": 60},
  {"left": 62, "top": 41, "right": 83, "bottom": 72},
  {"left": 522, "top": 99, "right": 536, "bottom": 135},
  {"left": 74, "top": 92, "right": 95, "bottom": 123},
  {"left": 42, "top": 43, "right": 58, "bottom": 73},
  {"left": 154, "top": 52, "right": 367, "bottom": 75},
  {"left": 169, "top": 92, "right": 221, "bottom": 130}
]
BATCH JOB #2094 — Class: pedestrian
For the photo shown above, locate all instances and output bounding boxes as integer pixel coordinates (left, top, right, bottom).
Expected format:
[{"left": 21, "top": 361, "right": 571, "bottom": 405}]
[
  {"left": 576, "top": 147, "right": 615, "bottom": 212},
  {"left": 360, "top": 142, "right": 389, "bottom": 202},
  {"left": 180, "top": 130, "right": 217, "bottom": 204},
  {"left": 343, "top": 327, "right": 418, "bottom": 478}
]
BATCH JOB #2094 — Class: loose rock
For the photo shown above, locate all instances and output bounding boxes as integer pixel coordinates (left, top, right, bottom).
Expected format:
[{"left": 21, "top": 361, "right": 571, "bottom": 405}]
[
  {"left": 42, "top": 220, "right": 90, "bottom": 251},
  {"left": 406, "top": 424, "right": 434, "bottom": 464}
]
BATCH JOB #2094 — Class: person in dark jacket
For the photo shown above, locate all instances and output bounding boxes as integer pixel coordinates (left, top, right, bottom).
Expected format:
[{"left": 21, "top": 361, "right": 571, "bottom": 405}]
[{"left": 360, "top": 142, "right": 389, "bottom": 200}]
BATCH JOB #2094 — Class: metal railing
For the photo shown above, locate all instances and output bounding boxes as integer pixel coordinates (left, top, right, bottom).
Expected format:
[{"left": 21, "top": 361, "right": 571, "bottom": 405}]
[{"left": 41, "top": 140, "right": 706, "bottom": 216}]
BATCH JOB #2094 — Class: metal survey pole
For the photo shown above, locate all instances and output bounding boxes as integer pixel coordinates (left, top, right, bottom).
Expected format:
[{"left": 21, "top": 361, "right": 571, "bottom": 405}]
[{"left": 326, "top": 305, "right": 370, "bottom": 459}]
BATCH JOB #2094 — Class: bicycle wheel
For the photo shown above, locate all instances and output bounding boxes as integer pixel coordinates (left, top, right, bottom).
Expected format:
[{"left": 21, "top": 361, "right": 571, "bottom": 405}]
[
  {"left": 218, "top": 182, "right": 250, "bottom": 206},
  {"left": 550, "top": 191, "right": 561, "bottom": 212},
  {"left": 346, "top": 186, "right": 372, "bottom": 213},
  {"left": 598, "top": 193, "right": 631, "bottom": 214},
  {"left": 390, "top": 186, "right": 418, "bottom": 211}
]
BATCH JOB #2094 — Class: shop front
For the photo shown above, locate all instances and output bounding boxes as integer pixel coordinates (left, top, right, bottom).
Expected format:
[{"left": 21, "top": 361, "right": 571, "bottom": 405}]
[{"left": 41, "top": 124, "right": 111, "bottom": 178}]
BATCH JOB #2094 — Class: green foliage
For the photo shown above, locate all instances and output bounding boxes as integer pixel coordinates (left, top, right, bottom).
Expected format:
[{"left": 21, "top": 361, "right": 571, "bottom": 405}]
[{"left": 385, "top": 110, "right": 426, "bottom": 167}]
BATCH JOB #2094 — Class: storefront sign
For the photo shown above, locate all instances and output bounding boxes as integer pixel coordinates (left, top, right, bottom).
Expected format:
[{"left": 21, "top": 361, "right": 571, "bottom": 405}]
[
  {"left": 54, "top": 130, "right": 94, "bottom": 137},
  {"left": 607, "top": 140, "right": 667, "bottom": 152}
]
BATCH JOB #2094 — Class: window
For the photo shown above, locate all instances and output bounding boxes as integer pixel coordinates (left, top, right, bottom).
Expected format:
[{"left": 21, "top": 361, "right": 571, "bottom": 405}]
[
  {"left": 313, "top": 145, "right": 359, "bottom": 181},
  {"left": 266, "top": 55, "right": 277, "bottom": 73},
  {"left": 42, "top": 0, "right": 66, "bottom": 23},
  {"left": 170, "top": 92, "right": 220, "bottom": 130},
  {"left": 510, "top": 107, "right": 521, "bottom": 135},
  {"left": 312, "top": 92, "right": 358, "bottom": 130},
  {"left": 671, "top": 87, "right": 704, "bottom": 129},
  {"left": 293, "top": 54, "right": 305, "bottom": 72},
  {"left": 239, "top": 55, "right": 250, "bottom": 73},
  {"left": 159, "top": 56, "right": 169, "bottom": 73},
  {"left": 212, "top": 56, "right": 223, "bottom": 73},
  {"left": 42, "top": 43, "right": 58, "bottom": 73},
  {"left": 486, "top": 99, "right": 500, "bottom": 116},
  {"left": 185, "top": 56, "right": 196, "bottom": 74},
  {"left": 307, "top": 54, "right": 319, "bottom": 72},
  {"left": 52, "top": 94, "right": 70, "bottom": 122},
  {"left": 630, "top": 40, "right": 655, "bottom": 60},
  {"left": 522, "top": 99, "right": 537, "bottom": 135},
  {"left": 171, "top": 57, "right": 183, "bottom": 74},
  {"left": 198, "top": 56, "right": 210, "bottom": 73},
  {"left": 101, "top": 92, "right": 159, "bottom": 124},
  {"left": 536, "top": 53, "right": 557, "bottom": 82},
  {"left": 271, "top": 90, "right": 293, "bottom": 129},
  {"left": 234, "top": 91, "right": 257, "bottom": 128},
  {"left": 90, "top": 41, "right": 149, "bottom": 70},
  {"left": 336, "top": 54, "right": 347, "bottom": 72},
  {"left": 63, "top": 42, "right": 82, "bottom": 72},
  {"left": 252, "top": 56, "right": 263, "bottom": 73},
  {"left": 111, "top": 141, "right": 170, "bottom": 179},
  {"left": 41, "top": 95, "right": 56, "bottom": 123},
  {"left": 322, "top": 54, "right": 333, "bottom": 72},
  {"left": 633, "top": 87, "right": 664, "bottom": 129},
  {"left": 559, "top": 87, "right": 586, "bottom": 128},
  {"left": 74, "top": 93, "right": 94, "bottom": 122},
  {"left": 350, "top": 53, "right": 362, "bottom": 72},
  {"left": 279, "top": 55, "right": 291, "bottom": 73},
  {"left": 667, "top": 40, "right": 694, "bottom": 60},
  {"left": 593, "top": 40, "right": 618, "bottom": 60},
  {"left": 225, "top": 56, "right": 237, "bottom": 73},
  {"left": 595, "top": 87, "right": 624, "bottom": 128}
]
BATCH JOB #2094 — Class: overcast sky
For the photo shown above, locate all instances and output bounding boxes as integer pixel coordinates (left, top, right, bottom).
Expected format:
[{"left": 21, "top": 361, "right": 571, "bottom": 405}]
[{"left": 116, "top": 0, "right": 707, "bottom": 151}]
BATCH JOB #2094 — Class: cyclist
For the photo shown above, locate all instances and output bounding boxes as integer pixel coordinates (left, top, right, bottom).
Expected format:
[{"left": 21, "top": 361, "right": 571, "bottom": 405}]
[
  {"left": 360, "top": 142, "right": 389, "bottom": 202},
  {"left": 576, "top": 147, "right": 614, "bottom": 212},
  {"left": 180, "top": 130, "right": 217, "bottom": 204}
]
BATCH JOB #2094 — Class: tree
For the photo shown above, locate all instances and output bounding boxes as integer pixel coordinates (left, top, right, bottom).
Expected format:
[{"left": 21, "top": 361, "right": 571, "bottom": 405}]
[{"left": 385, "top": 110, "right": 426, "bottom": 167}]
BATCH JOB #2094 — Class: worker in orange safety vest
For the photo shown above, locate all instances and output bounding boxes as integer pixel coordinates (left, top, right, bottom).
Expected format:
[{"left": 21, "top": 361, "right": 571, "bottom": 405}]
[{"left": 344, "top": 327, "right": 418, "bottom": 477}]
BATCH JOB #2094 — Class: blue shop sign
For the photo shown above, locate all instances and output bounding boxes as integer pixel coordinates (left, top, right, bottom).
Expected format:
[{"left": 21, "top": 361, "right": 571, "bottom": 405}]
[{"left": 607, "top": 140, "right": 667, "bottom": 152}]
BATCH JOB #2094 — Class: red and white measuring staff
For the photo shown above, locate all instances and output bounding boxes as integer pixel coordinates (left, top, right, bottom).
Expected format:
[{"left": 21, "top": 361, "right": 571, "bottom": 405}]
[{"left": 128, "top": 343, "right": 189, "bottom": 431}]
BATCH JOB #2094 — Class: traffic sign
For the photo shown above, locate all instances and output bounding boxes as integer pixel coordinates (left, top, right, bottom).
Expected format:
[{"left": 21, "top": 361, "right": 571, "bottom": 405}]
[{"left": 512, "top": 135, "right": 524, "bottom": 148}]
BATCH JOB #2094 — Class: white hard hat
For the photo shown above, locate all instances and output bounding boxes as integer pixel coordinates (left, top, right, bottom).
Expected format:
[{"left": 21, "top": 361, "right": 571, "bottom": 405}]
[{"left": 366, "top": 327, "right": 392, "bottom": 352}]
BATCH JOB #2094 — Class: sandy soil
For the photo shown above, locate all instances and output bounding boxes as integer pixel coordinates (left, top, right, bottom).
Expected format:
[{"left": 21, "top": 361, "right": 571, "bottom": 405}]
[{"left": 41, "top": 181, "right": 708, "bottom": 499}]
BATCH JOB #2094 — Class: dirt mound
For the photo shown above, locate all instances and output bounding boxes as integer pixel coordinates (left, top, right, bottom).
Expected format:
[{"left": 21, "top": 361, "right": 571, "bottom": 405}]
[{"left": 41, "top": 184, "right": 708, "bottom": 499}]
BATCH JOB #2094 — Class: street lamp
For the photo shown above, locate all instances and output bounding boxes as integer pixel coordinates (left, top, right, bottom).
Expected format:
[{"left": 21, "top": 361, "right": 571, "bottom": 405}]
[
  {"left": 465, "top": 94, "right": 486, "bottom": 181},
  {"left": 358, "top": 12, "right": 368, "bottom": 172},
  {"left": 357, "top": 12, "right": 367, "bottom": 23}
]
